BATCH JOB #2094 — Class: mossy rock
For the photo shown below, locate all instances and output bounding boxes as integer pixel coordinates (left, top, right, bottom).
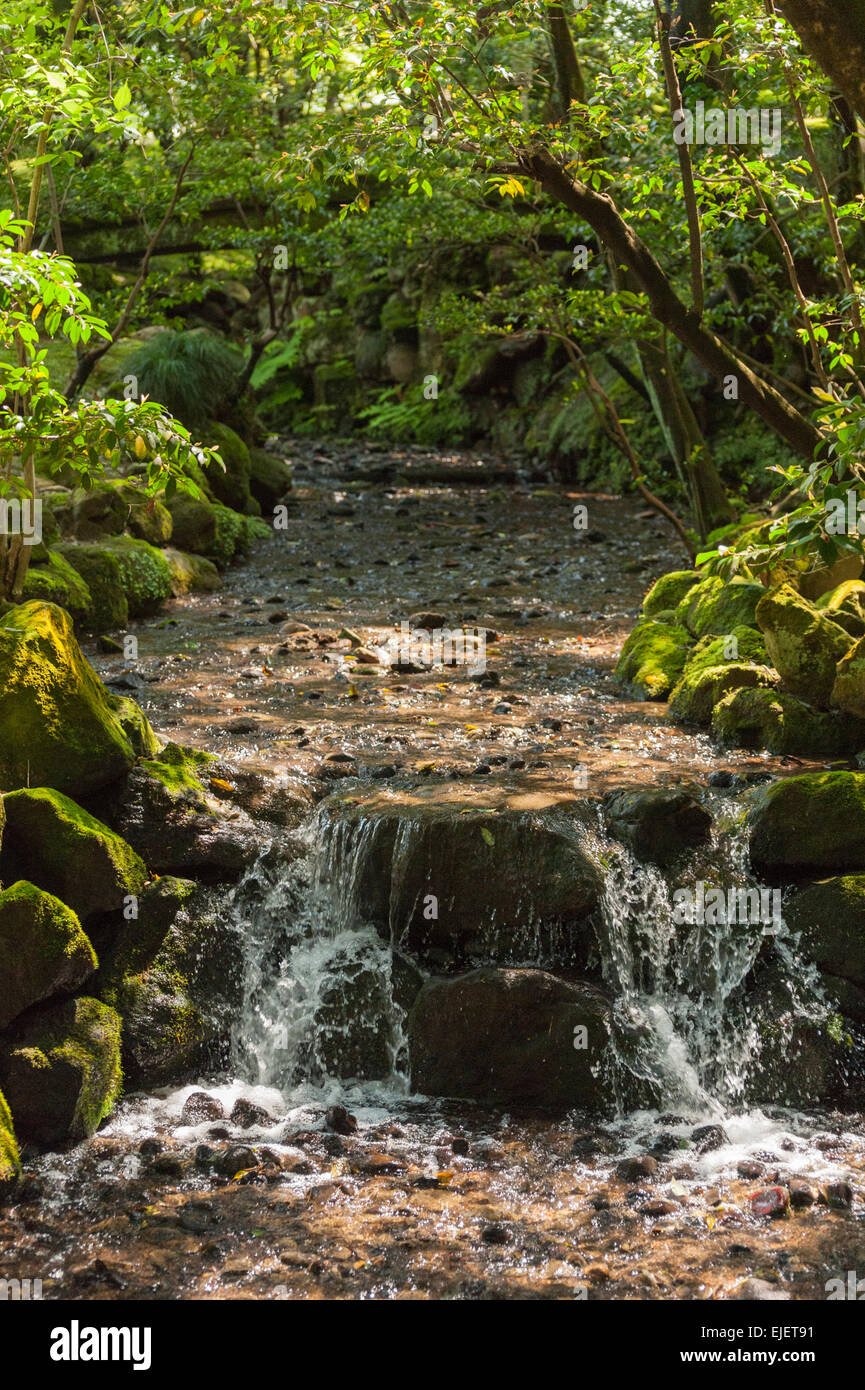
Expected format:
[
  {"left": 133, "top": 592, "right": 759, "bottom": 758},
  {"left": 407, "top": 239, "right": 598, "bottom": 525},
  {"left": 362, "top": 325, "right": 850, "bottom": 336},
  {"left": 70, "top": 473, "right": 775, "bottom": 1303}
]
[
  {"left": 102, "top": 536, "right": 173, "bottom": 617},
  {"left": 248, "top": 448, "right": 292, "bottom": 511},
  {"left": 816, "top": 580, "right": 865, "bottom": 639},
  {"left": 786, "top": 876, "right": 865, "bottom": 990},
  {"left": 670, "top": 662, "right": 779, "bottom": 727},
  {"left": 54, "top": 542, "right": 129, "bottom": 632},
  {"left": 109, "top": 694, "right": 160, "bottom": 757},
  {"left": 0, "top": 602, "right": 140, "bottom": 795},
  {"left": 95, "top": 876, "right": 198, "bottom": 998},
  {"left": 832, "top": 634, "right": 865, "bottom": 719},
  {"left": 798, "top": 551, "right": 864, "bottom": 603},
  {"left": 50, "top": 483, "right": 127, "bottom": 541},
  {"left": 642, "top": 569, "right": 701, "bottom": 619},
  {"left": 0, "top": 996, "right": 122, "bottom": 1146},
  {"left": 712, "top": 686, "right": 865, "bottom": 759},
  {"left": 0, "top": 1089, "right": 20, "bottom": 1193},
  {"left": 139, "top": 741, "right": 213, "bottom": 801},
  {"left": 681, "top": 625, "right": 768, "bottom": 679},
  {"left": 204, "top": 422, "right": 255, "bottom": 514},
  {"left": 163, "top": 547, "right": 222, "bottom": 596},
  {"left": 755, "top": 582, "right": 852, "bottom": 708},
  {"left": 0, "top": 880, "right": 97, "bottom": 1029},
  {"left": 675, "top": 576, "right": 764, "bottom": 637},
  {"left": 614, "top": 618, "right": 692, "bottom": 700},
  {"left": 748, "top": 771, "right": 865, "bottom": 877},
  {"left": 165, "top": 494, "right": 218, "bottom": 557},
  {"left": 603, "top": 785, "right": 711, "bottom": 867},
  {"left": 21, "top": 551, "right": 93, "bottom": 629},
  {"left": 2, "top": 788, "right": 148, "bottom": 922}
]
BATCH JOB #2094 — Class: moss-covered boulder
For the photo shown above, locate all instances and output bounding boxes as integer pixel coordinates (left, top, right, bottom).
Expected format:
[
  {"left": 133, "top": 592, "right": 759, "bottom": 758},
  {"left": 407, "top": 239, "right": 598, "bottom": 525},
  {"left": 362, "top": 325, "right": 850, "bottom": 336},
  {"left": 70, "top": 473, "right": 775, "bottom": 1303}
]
[
  {"left": 95, "top": 876, "right": 197, "bottom": 996},
  {"left": 116, "top": 485, "right": 173, "bottom": 546},
  {"left": 675, "top": 576, "right": 764, "bottom": 638},
  {"left": 110, "top": 694, "right": 160, "bottom": 758},
  {"left": 2, "top": 788, "right": 147, "bottom": 922},
  {"left": 786, "top": 876, "right": 865, "bottom": 991},
  {"left": 108, "top": 966, "right": 204, "bottom": 1090},
  {"left": 669, "top": 663, "right": 779, "bottom": 727},
  {"left": 0, "top": 1089, "right": 20, "bottom": 1192},
  {"left": 0, "top": 602, "right": 140, "bottom": 795},
  {"left": 163, "top": 547, "right": 221, "bottom": 597},
  {"left": 0, "top": 996, "right": 122, "bottom": 1146},
  {"left": 21, "top": 551, "right": 93, "bottom": 629},
  {"left": 832, "top": 634, "right": 865, "bottom": 719},
  {"left": 165, "top": 494, "right": 218, "bottom": 556},
  {"left": 102, "top": 536, "right": 173, "bottom": 617},
  {"left": 712, "top": 686, "right": 865, "bottom": 758},
  {"left": 642, "top": 569, "right": 701, "bottom": 619},
  {"left": 755, "top": 583, "right": 852, "bottom": 708},
  {"left": 748, "top": 772, "right": 865, "bottom": 877},
  {"left": 248, "top": 448, "right": 292, "bottom": 511},
  {"left": 816, "top": 580, "right": 865, "bottom": 639},
  {"left": 204, "top": 422, "right": 256, "bottom": 514},
  {"left": 50, "top": 482, "right": 127, "bottom": 541},
  {"left": 682, "top": 625, "right": 769, "bottom": 677},
  {"left": 614, "top": 618, "right": 692, "bottom": 700},
  {"left": 0, "top": 881, "right": 97, "bottom": 1029},
  {"left": 54, "top": 542, "right": 128, "bottom": 631}
]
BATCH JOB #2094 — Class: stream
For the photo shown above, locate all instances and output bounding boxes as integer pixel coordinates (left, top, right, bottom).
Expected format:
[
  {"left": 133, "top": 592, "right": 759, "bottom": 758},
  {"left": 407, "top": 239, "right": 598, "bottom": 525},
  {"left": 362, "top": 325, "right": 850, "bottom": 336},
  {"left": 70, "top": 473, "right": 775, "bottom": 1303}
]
[{"left": 2, "top": 440, "right": 863, "bottom": 1301}]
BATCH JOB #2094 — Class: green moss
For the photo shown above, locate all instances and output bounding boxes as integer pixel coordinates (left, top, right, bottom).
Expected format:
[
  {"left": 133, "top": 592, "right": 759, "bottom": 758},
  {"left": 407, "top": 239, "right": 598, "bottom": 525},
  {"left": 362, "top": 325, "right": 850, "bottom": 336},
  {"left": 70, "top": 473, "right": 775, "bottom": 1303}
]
[
  {"left": 614, "top": 618, "right": 693, "bottom": 700},
  {"left": 817, "top": 580, "right": 865, "bottom": 639},
  {"left": 0, "top": 880, "right": 97, "bottom": 1029},
  {"left": 669, "top": 662, "right": 778, "bottom": 726},
  {"left": 212, "top": 503, "right": 247, "bottom": 567},
  {"left": 0, "top": 602, "right": 139, "bottom": 795},
  {"left": 21, "top": 551, "right": 93, "bottom": 629},
  {"left": 111, "top": 965, "right": 204, "bottom": 1089},
  {"left": 712, "top": 686, "right": 865, "bottom": 758},
  {"left": 102, "top": 536, "right": 173, "bottom": 617},
  {"left": 786, "top": 875, "right": 865, "bottom": 988},
  {"left": 682, "top": 625, "right": 769, "bottom": 678},
  {"left": 749, "top": 771, "right": 865, "bottom": 876},
  {"left": 108, "top": 695, "right": 160, "bottom": 757},
  {"left": 248, "top": 449, "right": 292, "bottom": 511},
  {"left": 756, "top": 582, "right": 853, "bottom": 709},
  {"left": 642, "top": 570, "right": 701, "bottom": 619},
  {"left": 0, "top": 1088, "right": 20, "bottom": 1190},
  {"left": 96, "top": 876, "right": 197, "bottom": 996},
  {"left": 0, "top": 996, "right": 122, "bottom": 1145},
  {"left": 54, "top": 542, "right": 129, "bottom": 632},
  {"left": 163, "top": 547, "right": 222, "bottom": 596},
  {"left": 2, "top": 787, "right": 147, "bottom": 922},
  {"left": 832, "top": 633, "right": 865, "bottom": 718},
  {"left": 139, "top": 741, "right": 214, "bottom": 802},
  {"left": 204, "top": 422, "right": 255, "bottom": 514},
  {"left": 675, "top": 576, "right": 765, "bottom": 637}
]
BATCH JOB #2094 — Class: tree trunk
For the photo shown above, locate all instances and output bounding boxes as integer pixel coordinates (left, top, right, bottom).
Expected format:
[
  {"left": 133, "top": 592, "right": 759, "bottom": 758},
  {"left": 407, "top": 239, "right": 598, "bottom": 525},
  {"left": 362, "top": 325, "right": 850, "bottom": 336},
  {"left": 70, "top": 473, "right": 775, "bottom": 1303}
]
[{"left": 778, "top": 0, "right": 865, "bottom": 122}]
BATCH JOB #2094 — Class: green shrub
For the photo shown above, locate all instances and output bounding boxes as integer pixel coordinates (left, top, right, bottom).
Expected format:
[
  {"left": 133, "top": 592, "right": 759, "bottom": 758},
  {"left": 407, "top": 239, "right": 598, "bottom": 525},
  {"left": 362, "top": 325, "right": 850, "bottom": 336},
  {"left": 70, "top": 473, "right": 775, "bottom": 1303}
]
[{"left": 124, "top": 330, "right": 244, "bottom": 431}]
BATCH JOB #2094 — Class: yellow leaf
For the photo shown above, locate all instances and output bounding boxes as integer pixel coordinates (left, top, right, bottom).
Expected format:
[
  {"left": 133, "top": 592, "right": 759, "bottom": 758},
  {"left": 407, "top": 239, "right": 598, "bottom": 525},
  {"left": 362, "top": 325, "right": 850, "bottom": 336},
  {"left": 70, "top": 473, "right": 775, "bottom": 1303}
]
[
  {"left": 437, "top": 1170, "right": 454, "bottom": 1186},
  {"left": 134, "top": 436, "right": 147, "bottom": 459},
  {"left": 31, "top": 302, "right": 42, "bottom": 322},
  {"left": 209, "top": 778, "right": 234, "bottom": 793},
  {"left": 348, "top": 684, "right": 358, "bottom": 698}
]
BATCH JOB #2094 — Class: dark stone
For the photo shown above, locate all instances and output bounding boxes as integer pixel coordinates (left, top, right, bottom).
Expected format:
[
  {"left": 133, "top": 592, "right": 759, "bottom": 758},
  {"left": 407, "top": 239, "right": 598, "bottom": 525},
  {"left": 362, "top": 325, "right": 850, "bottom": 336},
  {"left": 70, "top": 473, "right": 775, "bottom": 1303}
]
[
  {"left": 691, "top": 1124, "right": 728, "bottom": 1153},
  {"left": 616, "top": 1155, "right": 658, "bottom": 1182},
  {"left": 229, "top": 1098, "right": 275, "bottom": 1129},
  {"left": 180, "top": 1091, "right": 225, "bottom": 1126},
  {"left": 325, "top": 1104, "right": 358, "bottom": 1136},
  {"left": 603, "top": 785, "right": 712, "bottom": 867}
]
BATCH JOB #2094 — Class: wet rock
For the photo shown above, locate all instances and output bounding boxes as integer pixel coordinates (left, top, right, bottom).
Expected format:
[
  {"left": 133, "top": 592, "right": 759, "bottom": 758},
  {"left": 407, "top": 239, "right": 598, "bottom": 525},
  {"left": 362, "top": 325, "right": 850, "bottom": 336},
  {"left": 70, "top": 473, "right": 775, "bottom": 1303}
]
[
  {"left": 785, "top": 875, "right": 865, "bottom": 1000},
  {"left": 409, "top": 611, "right": 449, "bottom": 630},
  {"left": 481, "top": 1224, "right": 511, "bottom": 1245},
  {"left": 614, "top": 618, "right": 692, "bottom": 700},
  {"left": 821, "top": 1180, "right": 853, "bottom": 1209},
  {"left": 230, "top": 1098, "right": 275, "bottom": 1129},
  {"left": 640, "top": 1199, "right": 678, "bottom": 1217},
  {"left": 709, "top": 770, "right": 734, "bottom": 788},
  {"left": 325, "top": 1105, "right": 358, "bottom": 1136},
  {"left": 180, "top": 1092, "right": 225, "bottom": 1125},
  {"left": 0, "top": 996, "right": 121, "bottom": 1146},
  {"left": 691, "top": 1124, "right": 728, "bottom": 1153},
  {"left": 670, "top": 663, "right": 779, "bottom": 728},
  {"left": 603, "top": 786, "right": 711, "bottom": 868},
  {"left": 712, "top": 687, "right": 865, "bottom": 759},
  {"left": 616, "top": 1155, "right": 658, "bottom": 1182},
  {"left": 750, "top": 1185, "right": 790, "bottom": 1218},
  {"left": 214, "top": 1145, "right": 258, "bottom": 1176},
  {"left": 736, "top": 1160, "right": 764, "bottom": 1179},
  {"left": 789, "top": 1179, "right": 817, "bottom": 1207},
  {"left": 408, "top": 967, "right": 611, "bottom": 1108},
  {"left": 733, "top": 1278, "right": 790, "bottom": 1301},
  {"left": 451, "top": 1136, "right": 469, "bottom": 1156}
]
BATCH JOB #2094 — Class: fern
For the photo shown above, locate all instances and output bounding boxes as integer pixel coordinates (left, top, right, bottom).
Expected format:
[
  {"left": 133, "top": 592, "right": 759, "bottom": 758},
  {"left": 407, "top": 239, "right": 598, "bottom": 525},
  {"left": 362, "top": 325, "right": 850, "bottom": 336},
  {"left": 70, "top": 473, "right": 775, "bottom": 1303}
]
[{"left": 125, "top": 329, "right": 244, "bottom": 431}]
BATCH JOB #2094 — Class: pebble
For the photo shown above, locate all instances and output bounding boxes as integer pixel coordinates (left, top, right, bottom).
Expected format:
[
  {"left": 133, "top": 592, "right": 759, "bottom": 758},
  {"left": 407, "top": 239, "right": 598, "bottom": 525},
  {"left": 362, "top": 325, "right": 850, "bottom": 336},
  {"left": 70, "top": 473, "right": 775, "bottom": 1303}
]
[
  {"left": 736, "top": 1160, "right": 764, "bottom": 1179},
  {"left": 180, "top": 1092, "right": 225, "bottom": 1125},
  {"left": 326, "top": 1104, "right": 358, "bottom": 1136},
  {"left": 616, "top": 1155, "right": 658, "bottom": 1181},
  {"left": 822, "top": 1180, "right": 853, "bottom": 1209},
  {"left": 789, "top": 1179, "right": 816, "bottom": 1208},
  {"left": 750, "top": 1185, "right": 790, "bottom": 1217},
  {"left": 691, "top": 1124, "right": 728, "bottom": 1153},
  {"left": 230, "top": 1099, "right": 275, "bottom": 1129}
]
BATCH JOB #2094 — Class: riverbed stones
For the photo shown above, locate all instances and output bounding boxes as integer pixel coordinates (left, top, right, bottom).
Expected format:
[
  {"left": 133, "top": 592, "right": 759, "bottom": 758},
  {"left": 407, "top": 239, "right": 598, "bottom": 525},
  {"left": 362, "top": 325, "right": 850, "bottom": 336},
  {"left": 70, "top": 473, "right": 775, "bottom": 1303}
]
[
  {"left": 1, "top": 788, "right": 147, "bottom": 922},
  {"left": 748, "top": 772, "right": 865, "bottom": 877},
  {"left": 755, "top": 583, "right": 852, "bottom": 708},
  {"left": 0, "top": 602, "right": 144, "bottom": 795},
  {"left": 407, "top": 967, "right": 611, "bottom": 1107},
  {"left": 0, "top": 996, "right": 122, "bottom": 1145},
  {"left": 0, "top": 881, "right": 97, "bottom": 1029},
  {"left": 603, "top": 785, "right": 711, "bottom": 867}
]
